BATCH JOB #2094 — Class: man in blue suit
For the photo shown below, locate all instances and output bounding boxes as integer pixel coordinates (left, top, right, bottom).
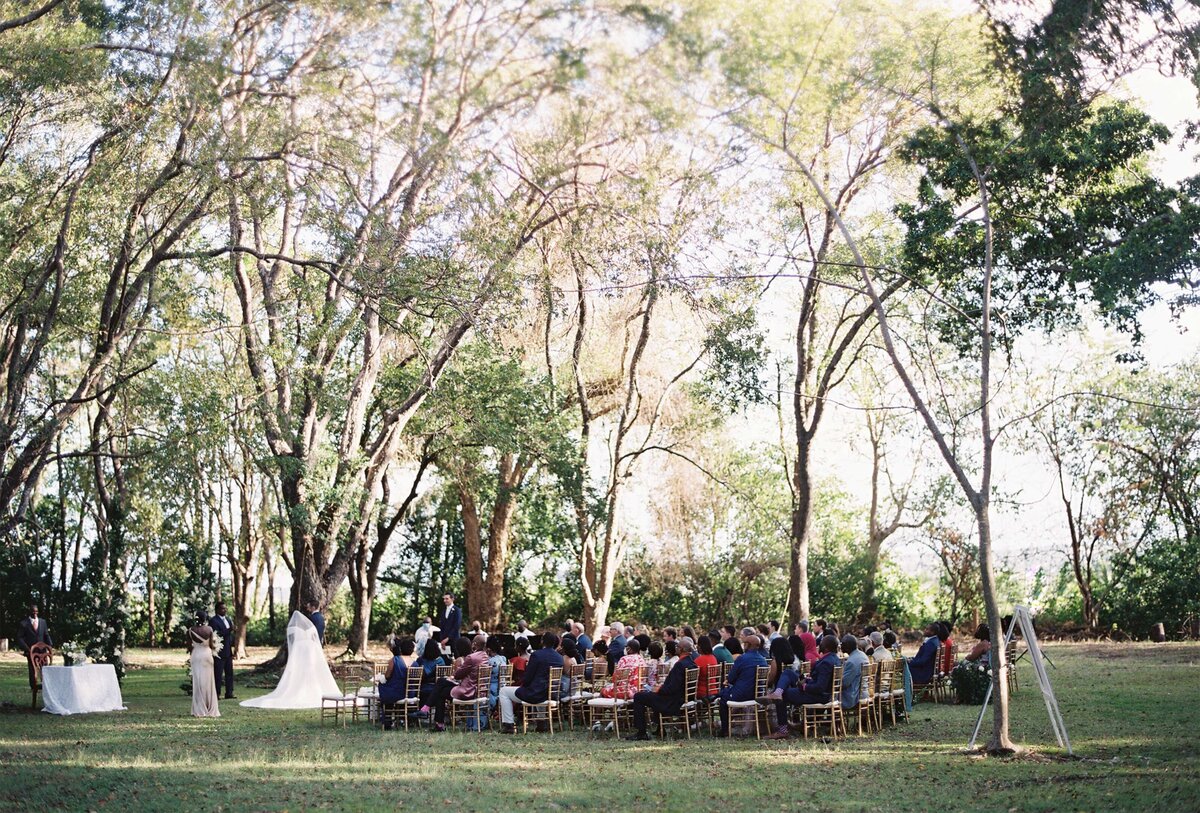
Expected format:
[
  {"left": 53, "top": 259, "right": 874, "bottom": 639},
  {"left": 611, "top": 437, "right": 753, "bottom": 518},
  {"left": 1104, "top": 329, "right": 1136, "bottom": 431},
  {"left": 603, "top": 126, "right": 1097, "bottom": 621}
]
[
  {"left": 498, "top": 632, "right": 563, "bottom": 733},
  {"left": 437, "top": 594, "right": 461, "bottom": 649},
  {"left": 764, "top": 633, "right": 839, "bottom": 739},
  {"left": 210, "top": 602, "right": 236, "bottom": 699},
  {"left": 717, "top": 630, "right": 768, "bottom": 736},
  {"left": 305, "top": 600, "right": 326, "bottom": 645},
  {"left": 908, "top": 622, "right": 941, "bottom": 686}
]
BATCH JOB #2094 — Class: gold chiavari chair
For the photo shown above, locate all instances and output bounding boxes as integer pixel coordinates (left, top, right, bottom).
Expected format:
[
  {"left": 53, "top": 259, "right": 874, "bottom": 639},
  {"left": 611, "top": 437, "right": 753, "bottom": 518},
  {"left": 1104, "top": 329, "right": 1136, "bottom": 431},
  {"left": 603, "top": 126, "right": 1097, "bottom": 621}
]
[
  {"left": 658, "top": 667, "right": 700, "bottom": 740},
  {"left": 587, "top": 666, "right": 633, "bottom": 737},
  {"left": 449, "top": 662, "right": 492, "bottom": 732},
  {"left": 725, "top": 665, "right": 769, "bottom": 740},
  {"left": 519, "top": 666, "right": 563, "bottom": 734},
  {"left": 802, "top": 665, "right": 845, "bottom": 740}
]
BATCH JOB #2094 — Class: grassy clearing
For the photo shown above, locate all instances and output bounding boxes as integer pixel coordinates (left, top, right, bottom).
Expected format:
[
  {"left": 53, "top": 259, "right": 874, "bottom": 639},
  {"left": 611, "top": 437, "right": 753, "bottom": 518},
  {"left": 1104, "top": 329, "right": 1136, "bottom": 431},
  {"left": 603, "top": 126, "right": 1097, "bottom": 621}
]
[{"left": 0, "top": 643, "right": 1197, "bottom": 812}]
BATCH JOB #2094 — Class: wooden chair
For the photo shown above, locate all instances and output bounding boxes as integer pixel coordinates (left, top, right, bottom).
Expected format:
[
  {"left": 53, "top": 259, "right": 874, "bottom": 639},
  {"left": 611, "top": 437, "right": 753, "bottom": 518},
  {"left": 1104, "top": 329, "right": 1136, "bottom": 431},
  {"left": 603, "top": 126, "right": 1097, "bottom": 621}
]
[
  {"left": 699, "top": 660, "right": 723, "bottom": 736},
  {"left": 912, "top": 643, "right": 942, "bottom": 703},
  {"left": 725, "top": 665, "right": 769, "bottom": 740},
  {"left": 658, "top": 667, "right": 700, "bottom": 740},
  {"left": 852, "top": 662, "right": 876, "bottom": 736},
  {"left": 562, "top": 663, "right": 591, "bottom": 729},
  {"left": 322, "top": 662, "right": 371, "bottom": 726},
  {"left": 586, "top": 659, "right": 608, "bottom": 693},
  {"left": 1005, "top": 641, "right": 1019, "bottom": 693},
  {"left": 28, "top": 643, "right": 52, "bottom": 709},
  {"left": 449, "top": 662, "right": 493, "bottom": 732},
  {"left": 875, "top": 659, "right": 897, "bottom": 727},
  {"left": 435, "top": 664, "right": 453, "bottom": 680},
  {"left": 802, "top": 665, "right": 845, "bottom": 740},
  {"left": 518, "top": 666, "right": 562, "bottom": 734},
  {"left": 587, "top": 666, "right": 633, "bottom": 737},
  {"left": 381, "top": 666, "right": 424, "bottom": 731}
]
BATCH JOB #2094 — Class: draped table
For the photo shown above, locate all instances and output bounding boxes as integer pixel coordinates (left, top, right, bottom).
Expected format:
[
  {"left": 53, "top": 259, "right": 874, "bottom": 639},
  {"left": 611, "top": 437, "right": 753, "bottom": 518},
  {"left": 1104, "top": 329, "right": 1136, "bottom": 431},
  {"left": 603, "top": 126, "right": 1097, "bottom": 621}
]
[{"left": 41, "top": 664, "right": 126, "bottom": 715}]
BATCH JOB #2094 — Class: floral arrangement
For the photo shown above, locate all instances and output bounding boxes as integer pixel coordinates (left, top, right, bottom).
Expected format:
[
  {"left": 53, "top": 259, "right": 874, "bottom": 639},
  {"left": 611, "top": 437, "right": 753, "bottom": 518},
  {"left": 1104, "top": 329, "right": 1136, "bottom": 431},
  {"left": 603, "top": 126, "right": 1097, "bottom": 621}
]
[
  {"left": 210, "top": 631, "right": 223, "bottom": 654},
  {"left": 61, "top": 641, "right": 87, "bottom": 666},
  {"left": 950, "top": 660, "right": 992, "bottom": 704}
]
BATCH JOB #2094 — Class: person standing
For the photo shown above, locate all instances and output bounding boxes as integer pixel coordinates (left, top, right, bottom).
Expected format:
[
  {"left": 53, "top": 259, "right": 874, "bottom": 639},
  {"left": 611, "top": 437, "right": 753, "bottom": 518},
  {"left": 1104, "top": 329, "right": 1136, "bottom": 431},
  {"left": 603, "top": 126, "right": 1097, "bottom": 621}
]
[
  {"left": 210, "top": 602, "right": 236, "bottom": 699},
  {"left": 188, "top": 613, "right": 220, "bottom": 717},
  {"left": 305, "top": 600, "right": 326, "bottom": 646},
  {"left": 17, "top": 603, "right": 53, "bottom": 694},
  {"left": 436, "top": 594, "right": 461, "bottom": 648}
]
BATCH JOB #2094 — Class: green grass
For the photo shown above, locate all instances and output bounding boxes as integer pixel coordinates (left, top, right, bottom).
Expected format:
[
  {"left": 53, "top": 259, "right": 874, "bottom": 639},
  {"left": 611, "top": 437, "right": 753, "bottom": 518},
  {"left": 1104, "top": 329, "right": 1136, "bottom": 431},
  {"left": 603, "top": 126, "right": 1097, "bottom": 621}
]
[{"left": 0, "top": 642, "right": 1197, "bottom": 812}]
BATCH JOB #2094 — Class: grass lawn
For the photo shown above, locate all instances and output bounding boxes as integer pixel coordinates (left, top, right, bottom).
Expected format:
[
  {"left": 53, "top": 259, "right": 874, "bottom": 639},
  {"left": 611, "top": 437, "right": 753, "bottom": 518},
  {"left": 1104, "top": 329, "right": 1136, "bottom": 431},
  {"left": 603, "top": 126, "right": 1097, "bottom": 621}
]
[{"left": 0, "top": 642, "right": 1197, "bottom": 812}]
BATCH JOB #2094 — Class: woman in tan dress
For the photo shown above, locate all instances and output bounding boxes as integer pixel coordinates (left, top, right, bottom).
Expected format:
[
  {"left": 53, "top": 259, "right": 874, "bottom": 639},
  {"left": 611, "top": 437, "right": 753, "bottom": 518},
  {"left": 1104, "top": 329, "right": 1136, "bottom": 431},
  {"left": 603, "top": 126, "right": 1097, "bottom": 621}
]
[{"left": 188, "top": 613, "right": 220, "bottom": 718}]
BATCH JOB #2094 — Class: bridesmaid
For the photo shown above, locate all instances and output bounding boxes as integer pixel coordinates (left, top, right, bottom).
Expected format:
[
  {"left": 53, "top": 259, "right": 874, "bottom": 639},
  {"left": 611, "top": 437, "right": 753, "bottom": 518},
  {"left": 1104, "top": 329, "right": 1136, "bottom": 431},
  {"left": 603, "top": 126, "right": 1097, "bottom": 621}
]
[{"left": 188, "top": 612, "right": 220, "bottom": 718}]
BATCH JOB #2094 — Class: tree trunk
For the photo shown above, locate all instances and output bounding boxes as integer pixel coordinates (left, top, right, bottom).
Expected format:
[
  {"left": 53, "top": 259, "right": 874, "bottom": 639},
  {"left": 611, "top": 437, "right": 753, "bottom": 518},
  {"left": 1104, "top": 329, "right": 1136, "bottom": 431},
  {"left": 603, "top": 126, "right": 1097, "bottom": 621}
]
[
  {"left": 976, "top": 501, "right": 1014, "bottom": 753},
  {"left": 788, "top": 433, "right": 814, "bottom": 624},
  {"left": 146, "top": 546, "right": 156, "bottom": 648}
]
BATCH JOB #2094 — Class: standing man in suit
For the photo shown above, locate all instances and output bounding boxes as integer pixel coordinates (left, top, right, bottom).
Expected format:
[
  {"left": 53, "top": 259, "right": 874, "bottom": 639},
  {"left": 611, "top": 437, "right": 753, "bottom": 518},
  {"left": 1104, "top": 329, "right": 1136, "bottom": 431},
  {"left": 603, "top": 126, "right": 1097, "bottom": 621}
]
[
  {"left": 210, "top": 602, "right": 236, "bottom": 699},
  {"left": 498, "top": 632, "right": 563, "bottom": 733},
  {"left": 436, "top": 593, "right": 461, "bottom": 649},
  {"left": 628, "top": 637, "right": 698, "bottom": 740},
  {"left": 305, "top": 600, "right": 326, "bottom": 646},
  {"left": 18, "top": 603, "right": 53, "bottom": 692}
]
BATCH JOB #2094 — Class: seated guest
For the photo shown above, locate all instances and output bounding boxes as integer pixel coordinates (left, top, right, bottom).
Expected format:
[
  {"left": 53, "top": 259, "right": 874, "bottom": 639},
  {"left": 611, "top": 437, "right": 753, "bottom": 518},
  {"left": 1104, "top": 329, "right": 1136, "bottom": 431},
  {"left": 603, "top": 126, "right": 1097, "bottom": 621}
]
[
  {"left": 766, "top": 636, "right": 797, "bottom": 690},
  {"left": 763, "top": 633, "right": 839, "bottom": 739},
  {"left": 964, "top": 624, "right": 991, "bottom": 664},
  {"left": 767, "top": 620, "right": 782, "bottom": 642},
  {"left": 635, "top": 632, "right": 652, "bottom": 653},
  {"left": 710, "top": 630, "right": 734, "bottom": 664},
  {"left": 573, "top": 622, "right": 592, "bottom": 656},
  {"left": 724, "top": 635, "right": 743, "bottom": 659},
  {"left": 499, "top": 632, "right": 564, "bottom": 733},
  {"left": 514, "top": 620, "right": 532, "bottom": 641},
  {"left": 510, "top": 636, "right": 531, "bottom": 686},
  {"left": 870, "top": 631, "right": 893, "bottom": 662},
  {"left": 787, "top": 634, "right": 806, "bottom": 669},
  {"left": 756, "top": 623, "right": 772, "bottom": 646},
  {"left": 606, "top": 624, "right": 627, "bottom": 673},
  {"left": 796, "top": 620, "right": 819, "bottom": 664},
  {"left": 938, "top": 620, "right": 955, "bottom": 673},
  {"left": 646, "top": 641, "right": 665, "bottom": 688},
  {"left": 883, "top": 630, "right": 898, "bottom": 654},
  {"left": 378, "top": 638, "right": 415, "bottom": 729},
  {"left": 559, "top": 638, "right": 580, "bottom": 697},
  {"left": 586, "top": 639, "right": 608, "bottom": 679},
  {"left": 662, "top": 640, "right": 679, "bottom": 672},
  {"left": 604, "top": 639, "right": 646, "bottom": 697},
  {"left": 414, "top": 639, "right": 447, "bottom": 705},
  {"left": 627, "top": 637, "right": 698, "bottom": 740},
  {"left": 813, "top": 618, "right": 828, "bottom": 641},
  {"left": 682, "top": 625, "right": 696, "bottom": 642},
  {"left": 840, "top": 635, "right": 870, "bottom": 710},
  {"left": 663, "top": 627, "right": 678, "bottom": 644},
  {"left": 721, "top": 624, "right": 737, "bottom": 641},
  {"left": 487, "top": 637, "right": 508, "bottom": 708},
  {"left": 717, "top": 630, "right": 769, "bottom": 736},
  {"left": 694, "top": 635, "right": 719, "bottom": 698},
  {"left": 427, "top": 634, "right": 489, "bottom": 731},
  {"left": 908, "top": 622, "right": 942, "bottom": 686}
]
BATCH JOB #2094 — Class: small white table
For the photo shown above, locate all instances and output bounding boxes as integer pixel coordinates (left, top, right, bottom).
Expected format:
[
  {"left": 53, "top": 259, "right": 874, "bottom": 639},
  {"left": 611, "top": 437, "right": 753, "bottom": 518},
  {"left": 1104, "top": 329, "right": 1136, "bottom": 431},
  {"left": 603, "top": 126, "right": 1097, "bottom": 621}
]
[{"left": 41, "top": 664, "right": 126, "bottom": 715}]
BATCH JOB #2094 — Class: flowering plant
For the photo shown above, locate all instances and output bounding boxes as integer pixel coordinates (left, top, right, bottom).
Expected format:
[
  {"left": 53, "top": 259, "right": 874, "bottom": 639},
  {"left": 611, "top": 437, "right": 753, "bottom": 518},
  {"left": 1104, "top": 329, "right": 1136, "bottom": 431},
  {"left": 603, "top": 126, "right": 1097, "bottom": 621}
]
[
  {"left": 61, "top": 641, "right": 87, "bottom": 665},
  {"left": 210, "top": 631, "right": 223, "bottom": 654},
  {"left": 950, "top": 660, "right": 991, "bottom": 704}
]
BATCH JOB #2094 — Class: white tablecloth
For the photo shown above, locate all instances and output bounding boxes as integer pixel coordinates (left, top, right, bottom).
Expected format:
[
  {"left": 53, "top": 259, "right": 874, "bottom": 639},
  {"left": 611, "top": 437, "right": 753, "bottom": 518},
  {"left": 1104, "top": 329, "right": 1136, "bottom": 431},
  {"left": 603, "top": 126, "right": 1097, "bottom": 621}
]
[{"left": 41, "top": 664, "right": 126, "bottom": 715}]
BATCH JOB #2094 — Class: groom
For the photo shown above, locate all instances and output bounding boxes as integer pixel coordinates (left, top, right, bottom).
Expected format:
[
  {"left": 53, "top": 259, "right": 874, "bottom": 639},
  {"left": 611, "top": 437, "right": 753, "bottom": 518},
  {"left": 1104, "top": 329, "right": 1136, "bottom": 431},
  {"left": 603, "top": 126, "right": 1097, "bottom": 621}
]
[{"left": 210, "top": 602, "right": 235, "bottom": 699}]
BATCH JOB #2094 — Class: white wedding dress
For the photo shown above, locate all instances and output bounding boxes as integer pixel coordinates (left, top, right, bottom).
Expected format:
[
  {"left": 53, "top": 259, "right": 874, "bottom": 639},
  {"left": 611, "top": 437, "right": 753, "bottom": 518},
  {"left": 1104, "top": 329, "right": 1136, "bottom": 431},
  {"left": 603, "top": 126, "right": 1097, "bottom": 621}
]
[{"left": 241, "top": 611, "right": 340, "bottom": 709}]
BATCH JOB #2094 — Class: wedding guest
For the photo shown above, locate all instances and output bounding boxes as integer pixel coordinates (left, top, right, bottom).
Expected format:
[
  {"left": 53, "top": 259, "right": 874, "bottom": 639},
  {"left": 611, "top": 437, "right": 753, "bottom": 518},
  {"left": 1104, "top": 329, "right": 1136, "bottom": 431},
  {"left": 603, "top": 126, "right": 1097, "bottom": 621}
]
[
  {"left": 796, "top": 620, "right": 819, "bottom": 664},
  {"left": 428, "top": 635, "right": 488, "bottom": 731},
  {"left": 870, "top": 632, "right": 894, "bottom": 662},
  {"left": 559, "top": 638, "right": 579, "bottom": 697},
  {"left": 415, "top": 639, "right": 446, "bottom": 705},
  {"left": 840, "top": 635, "right": 870, "bottom": 710},
  {"left": 694, "top": 634, "right": 719, "bottom": 698},
  {"left": 717, "top": 631, "right": 768, "bottom": 736},
  {"left": 938, "top": 620, "right": 955, "bottom": 673},
  {"left": 572, "top": 622, "right": 592, "bottom": 656},
  {"left": 964, "top": 624, "right": 991, "bottom": 664},
  {"left": 764, "top": 634, "right": 839, "bottom": 739},
  {"left": 499, "top": 632, "right": 563, "bottom": 733},
  {"left": 627, "top": 637, "right": 698, "bottom": 740},
  {"left": 511, "top": 636, "right": 531, "bottom": 686},
  {"left": 604, "top": 639, "right": 646, "bottom": 697},
  {"left": 187, "top": 612, "right": 219, "bottom": 718},
  {"left": 908, "top": 623, "right": 942, "bottom": 686},
  {"left": 606, "top": 624, "right": 627, "bottom": 673},
  {"left": 646, "top": 641, "right": 665, "bottom": 688},
  {"left": 436, "top": 594, "right": 461, "bottom": 648},
  {"left": 379, "top": 638, "right": 414, "bottom": 729}
]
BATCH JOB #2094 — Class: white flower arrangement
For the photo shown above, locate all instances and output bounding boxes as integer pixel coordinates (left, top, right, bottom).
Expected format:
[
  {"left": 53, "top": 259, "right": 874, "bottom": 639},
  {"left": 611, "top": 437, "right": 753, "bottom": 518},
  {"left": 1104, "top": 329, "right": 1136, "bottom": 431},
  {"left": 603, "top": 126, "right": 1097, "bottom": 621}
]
[
  {"left": 211, "top": 632, "right": 224, "bottom": 653},
  {"left": 61, "top": 641, "right": 87, "bottom": 666}
]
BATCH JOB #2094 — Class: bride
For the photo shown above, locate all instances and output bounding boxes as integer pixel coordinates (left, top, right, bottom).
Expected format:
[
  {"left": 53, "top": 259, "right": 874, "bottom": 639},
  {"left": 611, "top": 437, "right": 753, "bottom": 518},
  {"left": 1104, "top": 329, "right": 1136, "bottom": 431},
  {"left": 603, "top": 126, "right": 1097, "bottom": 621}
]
[{"left": 241, "top": 610, "right": 340, "bottom": 709}]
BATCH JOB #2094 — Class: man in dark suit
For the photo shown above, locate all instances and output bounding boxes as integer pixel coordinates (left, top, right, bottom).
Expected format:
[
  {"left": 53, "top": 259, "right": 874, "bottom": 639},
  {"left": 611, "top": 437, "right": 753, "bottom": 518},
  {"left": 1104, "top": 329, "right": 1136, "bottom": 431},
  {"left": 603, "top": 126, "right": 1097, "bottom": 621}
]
[
  {"left": 209, "top": 602, "right": 236, "bottom": 699},
  {"left": 908, "top": 622, "right": 942, "bottom": 686},
  {"left": 498, "top": 631, "right": 563, "bottom": 733},
  {"left": 18, "top": 603, "right": 53, "bottom": 691},
  {"left": 764, "top": 632, "right": 840, "bottom": 739},
  {"left": 305, "top": 600, "right": 326, "bottom": 645},
  {"left": 628, "top": 637, "right": 698, "bottom": 740},
  {"left": 436, "top": 593, "right": 461, "bottom": 648},
  {"left": 606, "top": 623, "right": 627, "bottom": 673}
]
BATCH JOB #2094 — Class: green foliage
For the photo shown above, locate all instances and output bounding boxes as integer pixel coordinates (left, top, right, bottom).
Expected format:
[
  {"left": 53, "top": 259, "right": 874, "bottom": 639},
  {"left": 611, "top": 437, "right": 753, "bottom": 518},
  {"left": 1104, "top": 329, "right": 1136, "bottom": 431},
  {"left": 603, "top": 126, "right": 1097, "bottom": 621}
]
[{"left": 1103, "top": 533, "right": 1200, "bottom": 639}]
